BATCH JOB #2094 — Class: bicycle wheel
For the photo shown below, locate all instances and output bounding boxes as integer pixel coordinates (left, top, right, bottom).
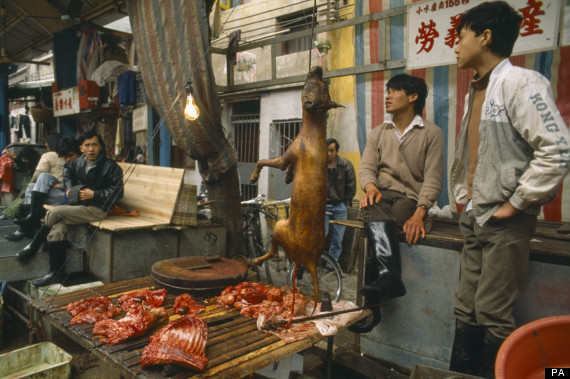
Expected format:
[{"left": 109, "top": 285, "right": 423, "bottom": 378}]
[{"left": 287, "top": 252, "right": 343, "bottom": 302}]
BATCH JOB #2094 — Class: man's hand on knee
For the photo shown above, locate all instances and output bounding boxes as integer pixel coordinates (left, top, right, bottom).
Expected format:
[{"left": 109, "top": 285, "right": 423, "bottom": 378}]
[
  {"left": 403, "top": 207, "right": 427, "bottom": 244},
  {"left": 360, "top": 184, "right": 382, "bottom": 208}
]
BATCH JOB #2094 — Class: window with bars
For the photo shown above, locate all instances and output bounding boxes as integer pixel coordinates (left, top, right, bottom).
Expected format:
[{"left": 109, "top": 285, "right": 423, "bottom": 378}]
[
  {"left": 233, "top": 114, "right": 260, "bottom": 163},
  {"left": 277, "top": 12, "right": 313, "bottom": 56},
  {"left": 270, "top": 119, "right": 301, "bottom": 158},
  {"left": 232, "top": 113, "right": 260, "bottom": 201}
]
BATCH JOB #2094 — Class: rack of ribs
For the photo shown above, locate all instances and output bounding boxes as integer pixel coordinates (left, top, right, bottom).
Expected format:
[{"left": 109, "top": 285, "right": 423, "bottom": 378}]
[{"left": 140, "top": 315, "right": 209, "bottom": 372}]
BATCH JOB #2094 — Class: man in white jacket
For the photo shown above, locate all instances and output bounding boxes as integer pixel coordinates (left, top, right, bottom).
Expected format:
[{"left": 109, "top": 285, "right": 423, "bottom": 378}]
[{"left": 449, "top": 2, "right": 570, "bottom": 377}]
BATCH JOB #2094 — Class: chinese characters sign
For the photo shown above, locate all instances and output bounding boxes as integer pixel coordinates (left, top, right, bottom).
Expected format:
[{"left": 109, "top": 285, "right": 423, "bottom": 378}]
[
  {"left": 53, "top": 88, "right": 80, "bottom": 117},
  {"left": 407, "top": 0, "right": 561, "bottom": 69}
]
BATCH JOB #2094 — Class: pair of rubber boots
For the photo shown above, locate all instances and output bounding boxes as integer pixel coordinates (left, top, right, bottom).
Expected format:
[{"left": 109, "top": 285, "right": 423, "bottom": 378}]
[
  {"left": 16, "top": 224, "right": 67, "bottom": 287},
  {"left": 449, "top": 320, "right": 504, "bottom": 379},
  {"left": 349, "top": 219, "right": 406, "bottom": 333},
  {"left": 6, "top": 191, "right": 47, "bottom": 241}
]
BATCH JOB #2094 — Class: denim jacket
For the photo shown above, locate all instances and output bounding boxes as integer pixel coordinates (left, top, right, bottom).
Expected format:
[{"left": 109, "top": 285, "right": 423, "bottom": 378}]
[{"left": 451, "top": 59, "right": 570, "bottom": 225}]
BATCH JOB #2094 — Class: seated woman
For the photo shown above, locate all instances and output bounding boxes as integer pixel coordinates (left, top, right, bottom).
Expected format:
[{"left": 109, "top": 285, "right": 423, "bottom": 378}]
[{"left": 6, "top": 137, "right": 80, "bottom": 241}]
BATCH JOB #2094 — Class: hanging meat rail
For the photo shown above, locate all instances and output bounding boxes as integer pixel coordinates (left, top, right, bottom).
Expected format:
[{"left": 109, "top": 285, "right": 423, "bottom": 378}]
[{"left": 31, "top": 276, "right": 370, "bottom": 378}]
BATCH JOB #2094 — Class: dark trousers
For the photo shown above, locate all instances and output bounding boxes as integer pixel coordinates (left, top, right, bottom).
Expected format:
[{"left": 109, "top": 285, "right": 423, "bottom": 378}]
[
  {"left": 454, "top": 209, "right": 537, "bottom": 339},
  {"left": 360, "top": 190, "right": 416, "bottom": 226}
]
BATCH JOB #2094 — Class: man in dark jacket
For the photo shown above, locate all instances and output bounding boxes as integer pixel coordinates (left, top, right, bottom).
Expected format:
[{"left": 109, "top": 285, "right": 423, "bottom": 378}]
[
  {"left": 325, "top": 138, "right": 356, "bottom": 263},
  {"left": 16, "top": 129, "right": 123, "bottom": 287}
]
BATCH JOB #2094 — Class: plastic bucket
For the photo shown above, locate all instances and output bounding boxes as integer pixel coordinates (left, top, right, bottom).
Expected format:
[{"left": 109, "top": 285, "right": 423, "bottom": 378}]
[{"left": 495, "top": 315, "right": 570, "bottom": 379}]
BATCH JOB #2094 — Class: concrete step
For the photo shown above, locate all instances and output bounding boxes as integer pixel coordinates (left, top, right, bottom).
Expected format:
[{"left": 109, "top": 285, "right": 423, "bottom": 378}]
[
  {"left": 0, "top": 246, "right": 85, "bottom": 282},
  {"left": 1, "top": 221, "right": 36, "bottom": 259}
]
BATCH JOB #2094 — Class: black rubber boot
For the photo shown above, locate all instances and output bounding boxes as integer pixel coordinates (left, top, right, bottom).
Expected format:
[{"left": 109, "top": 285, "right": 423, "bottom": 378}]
[
  {"left": 32, "top": 241, "right": 68, "bottom": 287},
  {"left": 14, "top": 191, "right": 47, "bottom": 227},
  {"left": 480, "top": 331, "right": 504, "bottom": 379},
  {"left": 449, "top": 320, "right": 484, "bottom": 376},
  {"left": 348, "top": 257, "right": 382, "bottom": 333},
  {"left": 15, "top": 225, "right": 51, "bottom": 261},
  {"left": 5, "top": 223, "right": 35, "bottom": 241},
  {"left": 17, "top": 204, "right": 31, "bottom": 219},
  {"left": 359, "top": 220, "right": 406, "bottom": 300}
]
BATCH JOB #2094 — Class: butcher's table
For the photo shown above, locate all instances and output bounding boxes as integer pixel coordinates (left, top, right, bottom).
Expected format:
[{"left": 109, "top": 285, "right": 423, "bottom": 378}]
[{"left": 31, "top": 276, "right": 370, "bottom": 378}]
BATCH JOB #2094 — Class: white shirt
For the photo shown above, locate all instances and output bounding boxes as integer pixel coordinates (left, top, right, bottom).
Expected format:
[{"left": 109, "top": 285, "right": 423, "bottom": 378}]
[{"left": 384, "top": 114, "right": 424, "bottom": 143}]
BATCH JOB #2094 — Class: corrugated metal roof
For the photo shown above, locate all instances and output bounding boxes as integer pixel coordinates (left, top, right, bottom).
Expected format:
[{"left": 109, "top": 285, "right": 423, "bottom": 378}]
[{"left": 1, "top": 0, "right": 127, "bottom": 65}]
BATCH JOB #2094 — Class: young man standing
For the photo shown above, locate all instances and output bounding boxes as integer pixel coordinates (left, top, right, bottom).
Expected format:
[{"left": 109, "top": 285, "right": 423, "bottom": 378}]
[
  {"left": 351, "top": 73, "right": 444, "bottom": 332},
  {"left": 17, "top": 129, "right": 123, "bottom": 287},
  {"left": 325, "top": 138, "right": 356, "bottom": 263},
  {"left": 450, "top": 2, "right": 570, "bottom": 377}
]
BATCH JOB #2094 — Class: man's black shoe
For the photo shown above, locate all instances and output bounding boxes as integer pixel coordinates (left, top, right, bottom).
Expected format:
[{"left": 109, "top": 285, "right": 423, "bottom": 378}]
[{"left": 5, "top": 228, "right": 34, "bottom": 241}]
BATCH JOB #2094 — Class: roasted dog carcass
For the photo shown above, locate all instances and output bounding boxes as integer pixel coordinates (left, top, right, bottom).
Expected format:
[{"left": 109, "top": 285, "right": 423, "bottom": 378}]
[
  {"left": 250, "top": 67, "right": 341, "bottom": 306},
  {"left": 67, "top": 296, "right": 122, "bottom": 326},
  {"left": 140, "top": 315, "right": 208, "bottom": 371},
  {"left": 93, "top": 305, "right": 167, "bottom": 345}
]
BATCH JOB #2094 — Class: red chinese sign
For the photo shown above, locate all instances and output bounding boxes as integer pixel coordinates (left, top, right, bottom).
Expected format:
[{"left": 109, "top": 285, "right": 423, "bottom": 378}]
[
  {"left": 519, "top": 0, "right": 545, "bottom": 36},
  {"left": 416, "top": 20, "right": 440, "bottom": 53},
  {"left": 53, "top": 88, "right": 80, "bottom": 117},
  {"left": 407, "top": 0, "right": 560, "bottom": 69}
]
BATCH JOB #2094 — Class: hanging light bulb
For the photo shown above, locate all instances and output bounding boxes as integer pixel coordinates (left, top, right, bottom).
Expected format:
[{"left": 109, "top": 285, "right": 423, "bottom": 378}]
[
  {"left": 183, "top": 80, "right": 200, "bottom": 121},
  {"left": 184, "top": 93, "right": 200, "bottom": 121}
]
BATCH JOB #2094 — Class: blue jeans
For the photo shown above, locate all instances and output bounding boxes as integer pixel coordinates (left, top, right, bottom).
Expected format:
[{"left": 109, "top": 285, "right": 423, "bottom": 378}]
[
  {"left": 24, "top": 172, "right": 66, "bottom": 205},
  {"left": 325, "top": 202, "right": 347, "bottom": 262}
]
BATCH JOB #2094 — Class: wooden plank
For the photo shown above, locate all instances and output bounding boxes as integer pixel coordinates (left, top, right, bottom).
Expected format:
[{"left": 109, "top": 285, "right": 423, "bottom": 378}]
[
  {"left": 117, "top": 162, "right": 184, "bottom": 224},
  {"left": 207, "top": 317, "right": 254, "bottom": 336},
  {"left": 207, "top": 320, "right": 258, "bottom": 345},
  {"left": 91, "top": 216, "right": 170, "bottom": 232},
  {"left": 190, "top": 339, "right": 287, "bottom": 379},
  {"left": 206, "top": 330, "right": 275, "bottom": 362}
]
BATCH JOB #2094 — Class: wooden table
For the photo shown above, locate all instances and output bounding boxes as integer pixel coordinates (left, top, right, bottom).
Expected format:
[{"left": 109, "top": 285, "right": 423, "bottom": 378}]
[{"left": 31, "top": 277, "right": 370, "bottom": 379}]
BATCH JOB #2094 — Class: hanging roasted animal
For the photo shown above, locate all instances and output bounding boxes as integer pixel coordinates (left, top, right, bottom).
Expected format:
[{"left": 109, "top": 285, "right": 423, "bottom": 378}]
[{"left": 250, "top": 66, "right": 341, "bottom": 307}]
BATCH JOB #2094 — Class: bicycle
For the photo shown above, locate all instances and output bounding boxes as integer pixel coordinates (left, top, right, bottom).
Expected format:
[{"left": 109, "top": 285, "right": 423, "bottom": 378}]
[
  {"left": 241, "top": 195, "right": 276, "bottom": 282},
  {"left": 259, "top": 199, "right": 343, "bottom": 302}
]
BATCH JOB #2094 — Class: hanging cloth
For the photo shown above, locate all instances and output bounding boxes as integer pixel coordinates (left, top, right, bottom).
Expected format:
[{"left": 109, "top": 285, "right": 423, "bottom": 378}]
[
  {"left": 117, "top": 71, "right": 136, "bottom": 106},
  {"left": 115, "top": 117, "right": 124, "bottom": 155}
]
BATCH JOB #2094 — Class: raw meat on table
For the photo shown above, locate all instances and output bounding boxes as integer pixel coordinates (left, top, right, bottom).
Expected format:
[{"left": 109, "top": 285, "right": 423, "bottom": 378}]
[
  {"left": 217, "top": 282, "right": 307, "bottom": 321},
  {"left": 173, "top": 293, "right": 204, "bottom": 316},
  {"left": 93, "top": 305, "right": 167, "bottom": 345},
  {"left": 216, "top": 282, "right": 269, "bottom": 308},
  {"left": 141, "top": 315, "right": 208, "bottom": 371},
  {"left": 118, "top": 288, "right": 167, "bottom": 311},
  {"left": 66, "top": 296, "right": 122, "bottom": 326}
]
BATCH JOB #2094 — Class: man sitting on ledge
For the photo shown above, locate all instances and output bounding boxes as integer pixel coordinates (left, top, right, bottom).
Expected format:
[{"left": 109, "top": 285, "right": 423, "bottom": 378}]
[
  {"left": 351, "top": 74, "right": 444, "bottom": 333},
  {"left": 17, "top": 129, "right": 123, "bottom": 287}
]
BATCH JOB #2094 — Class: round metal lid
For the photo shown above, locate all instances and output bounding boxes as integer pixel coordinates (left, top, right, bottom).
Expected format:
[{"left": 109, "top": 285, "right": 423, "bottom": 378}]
[{"left": 151, "top": 256, "right": 247, "bottom": 294}]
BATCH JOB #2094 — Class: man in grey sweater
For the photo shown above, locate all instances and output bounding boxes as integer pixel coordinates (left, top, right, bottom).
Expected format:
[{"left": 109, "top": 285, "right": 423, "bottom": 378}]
[{"left": 350, "top": 73, "right": 444, "bottom": 333}]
